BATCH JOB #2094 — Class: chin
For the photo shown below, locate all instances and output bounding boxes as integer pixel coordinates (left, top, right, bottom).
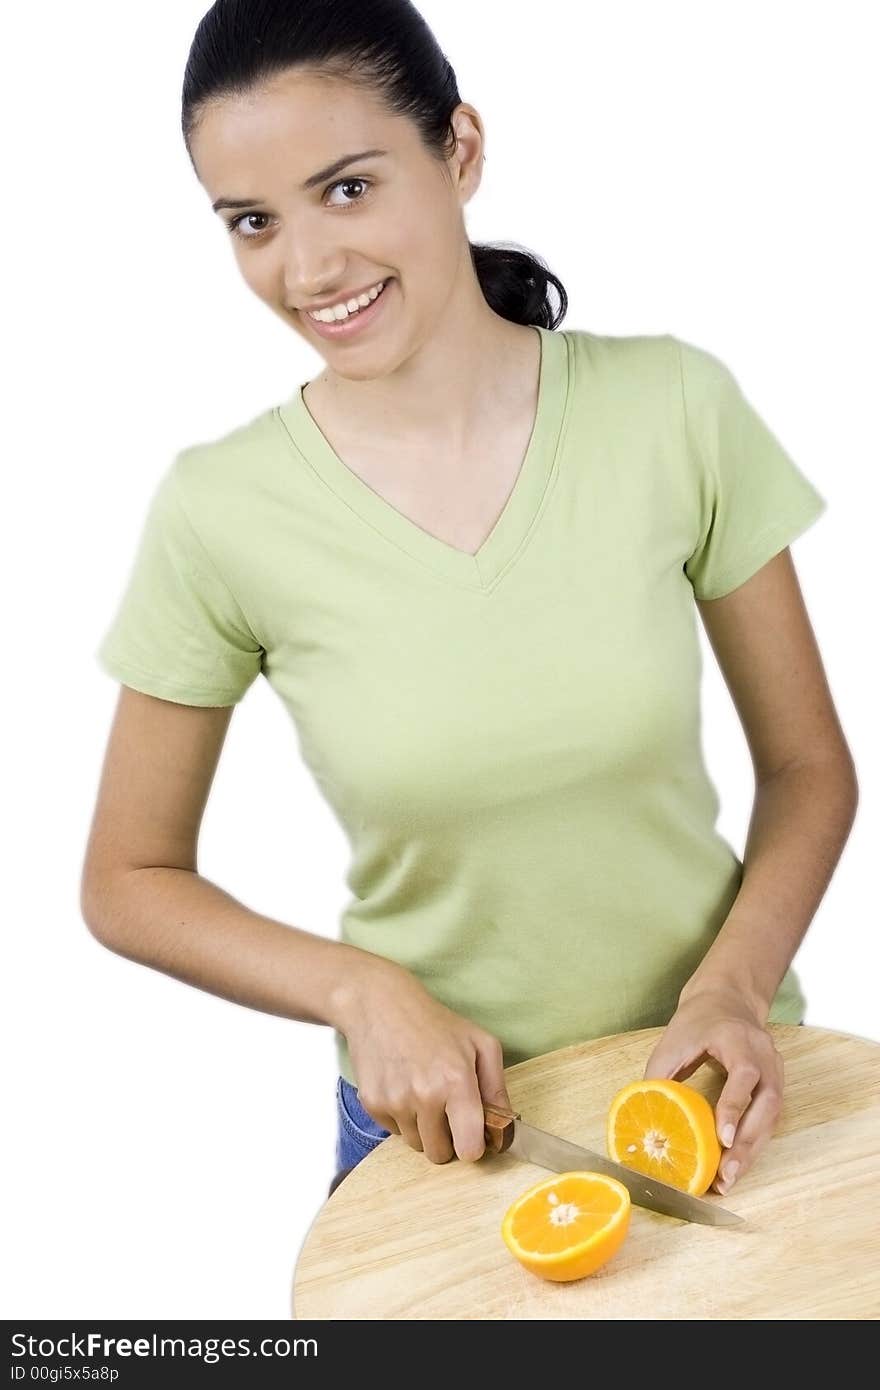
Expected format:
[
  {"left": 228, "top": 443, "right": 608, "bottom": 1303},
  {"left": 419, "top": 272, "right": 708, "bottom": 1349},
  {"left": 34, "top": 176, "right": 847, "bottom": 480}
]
[{"left": 328, "top": 336, "right": 406, "bottom": 384}]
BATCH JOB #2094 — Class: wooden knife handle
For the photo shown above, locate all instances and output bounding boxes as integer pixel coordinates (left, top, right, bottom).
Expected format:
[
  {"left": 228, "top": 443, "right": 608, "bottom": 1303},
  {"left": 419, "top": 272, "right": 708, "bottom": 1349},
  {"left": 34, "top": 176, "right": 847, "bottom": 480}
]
[{"left": 483, "top": 1102, "right": 521, "bottom": 1153}]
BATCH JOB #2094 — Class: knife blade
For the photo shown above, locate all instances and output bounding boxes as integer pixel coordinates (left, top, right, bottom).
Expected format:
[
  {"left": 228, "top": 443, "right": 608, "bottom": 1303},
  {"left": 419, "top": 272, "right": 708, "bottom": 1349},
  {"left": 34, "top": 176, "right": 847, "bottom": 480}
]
[{"left": 483, "top": 1103, "right": 743, "bottom": 1227}]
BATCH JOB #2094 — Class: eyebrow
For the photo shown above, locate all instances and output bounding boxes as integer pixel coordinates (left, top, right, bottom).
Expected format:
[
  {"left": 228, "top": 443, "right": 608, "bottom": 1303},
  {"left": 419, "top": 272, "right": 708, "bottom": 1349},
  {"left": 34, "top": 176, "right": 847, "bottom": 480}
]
[{"left": 211, "top": 149, "right": 389, "bottom": 212}]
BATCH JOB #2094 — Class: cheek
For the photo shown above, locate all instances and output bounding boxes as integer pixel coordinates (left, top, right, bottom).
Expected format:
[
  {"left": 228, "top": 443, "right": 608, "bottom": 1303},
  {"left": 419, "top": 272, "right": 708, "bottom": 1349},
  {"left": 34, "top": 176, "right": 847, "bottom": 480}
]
[
  {"left": 386, "top": 182, "right": 458, "bottom": 261},
  {"left": 390, "top": 207, "right": 460, "bottom": 298}
]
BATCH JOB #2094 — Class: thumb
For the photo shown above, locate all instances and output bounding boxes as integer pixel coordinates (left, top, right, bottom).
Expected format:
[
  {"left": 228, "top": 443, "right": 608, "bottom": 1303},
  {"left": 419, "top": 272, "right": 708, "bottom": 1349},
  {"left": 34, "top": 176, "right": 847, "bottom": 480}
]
[{"left": 474, "top": 1034, "right": 513, "bottom": 1110}]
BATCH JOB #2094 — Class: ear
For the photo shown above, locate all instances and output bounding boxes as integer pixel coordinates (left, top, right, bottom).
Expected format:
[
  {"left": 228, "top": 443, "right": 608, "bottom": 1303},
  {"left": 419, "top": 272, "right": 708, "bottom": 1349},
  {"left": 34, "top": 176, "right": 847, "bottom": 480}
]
[{"left": 449, "top": 103, "right": 486, "bottom": 203}]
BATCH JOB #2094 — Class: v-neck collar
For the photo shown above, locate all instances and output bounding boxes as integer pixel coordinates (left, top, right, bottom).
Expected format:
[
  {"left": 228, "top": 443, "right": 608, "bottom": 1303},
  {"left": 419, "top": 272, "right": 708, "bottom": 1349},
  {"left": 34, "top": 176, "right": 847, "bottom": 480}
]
[{"left": 274, "top": 324, "right": 572, "bottom": 594}]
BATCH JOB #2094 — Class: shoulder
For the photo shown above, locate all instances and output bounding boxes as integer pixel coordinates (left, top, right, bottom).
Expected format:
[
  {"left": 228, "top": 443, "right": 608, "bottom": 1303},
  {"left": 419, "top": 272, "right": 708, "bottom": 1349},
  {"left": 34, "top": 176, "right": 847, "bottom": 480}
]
[
  {"left": 172, "top": 403, "right": 283, "bottom": 499},
  {"left": 667, "top": 334, "right": 744, "bottom": 422},
  {"left": 557, "top": 328, "right": 686, "bottom": 438},
  {"left": 562, "top": 329, "right": 744, "bottom": 445},
  {"left": 562, "top": 326, "right": 734, "bottom": 391},
  {"left": 561, "top": 325, "right": 681, "bottom": 395},
  {"left": 153, "top": 403, "right": 291, "bottom": 566}
]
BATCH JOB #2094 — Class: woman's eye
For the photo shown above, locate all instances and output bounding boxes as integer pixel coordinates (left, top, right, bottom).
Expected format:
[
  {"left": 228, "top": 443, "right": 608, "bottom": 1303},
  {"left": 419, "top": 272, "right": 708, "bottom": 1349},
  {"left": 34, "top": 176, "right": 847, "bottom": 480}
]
[
  {"left": 325, "top": 177, "right": 372, "bottom": 208},
  {"left": 226, "top": 178, "right": 372, "bottom": 243},
  {"left": 227, "top": 213, "right": 271, "bottom": 242},
  {"left": 328, "top": 177, "right": 372, "bottom": 207}
]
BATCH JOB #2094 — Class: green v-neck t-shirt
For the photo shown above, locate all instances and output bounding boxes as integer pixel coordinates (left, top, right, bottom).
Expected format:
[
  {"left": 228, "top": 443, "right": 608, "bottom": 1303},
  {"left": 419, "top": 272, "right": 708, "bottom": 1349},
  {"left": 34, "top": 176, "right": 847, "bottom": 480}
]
[{"left": 96, "top": 326, "right": 827, "bottom": 1087}]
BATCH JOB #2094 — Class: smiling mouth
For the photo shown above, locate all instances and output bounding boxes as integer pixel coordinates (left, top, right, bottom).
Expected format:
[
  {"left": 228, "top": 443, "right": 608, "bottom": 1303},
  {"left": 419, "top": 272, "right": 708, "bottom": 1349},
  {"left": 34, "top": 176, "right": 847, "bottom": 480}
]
[
  {"left": 304, "top": 279, "right": 390, "bottom": 322},
  {"left": 299, "top": 277, "right": 394, "bottom": 339}
]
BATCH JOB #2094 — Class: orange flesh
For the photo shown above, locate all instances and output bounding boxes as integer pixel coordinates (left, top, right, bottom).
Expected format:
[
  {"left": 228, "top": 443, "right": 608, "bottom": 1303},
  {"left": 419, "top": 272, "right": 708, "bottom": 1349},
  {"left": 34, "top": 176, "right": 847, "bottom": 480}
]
[
  {"left": 508, "top": 1174, "right": 624, "bottom": 1254},
  {"left": 612, "top": 1090, "right": 700, "bottom": 1186}
]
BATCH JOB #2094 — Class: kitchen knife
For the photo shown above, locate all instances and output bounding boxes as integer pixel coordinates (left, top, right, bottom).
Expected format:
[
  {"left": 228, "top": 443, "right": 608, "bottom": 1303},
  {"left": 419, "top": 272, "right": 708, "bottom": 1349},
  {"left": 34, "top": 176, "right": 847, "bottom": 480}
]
[{"left": 483, "top": 1103, "right": 744, "bottom": 1227}]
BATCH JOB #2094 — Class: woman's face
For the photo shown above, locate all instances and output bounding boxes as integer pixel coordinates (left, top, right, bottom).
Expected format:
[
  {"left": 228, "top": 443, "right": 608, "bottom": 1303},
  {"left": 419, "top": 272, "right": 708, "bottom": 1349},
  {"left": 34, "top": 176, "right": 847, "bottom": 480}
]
[{"left": 189, "top": 69, "right": 485, "bottom": 380}]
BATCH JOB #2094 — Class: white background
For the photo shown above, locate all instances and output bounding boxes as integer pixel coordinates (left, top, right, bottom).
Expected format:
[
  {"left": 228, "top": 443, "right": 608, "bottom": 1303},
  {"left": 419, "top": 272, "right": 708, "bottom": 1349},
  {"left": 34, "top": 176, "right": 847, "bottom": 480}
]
[{"left": 4, "top": 1, "right": 877, "bottom": 1319}]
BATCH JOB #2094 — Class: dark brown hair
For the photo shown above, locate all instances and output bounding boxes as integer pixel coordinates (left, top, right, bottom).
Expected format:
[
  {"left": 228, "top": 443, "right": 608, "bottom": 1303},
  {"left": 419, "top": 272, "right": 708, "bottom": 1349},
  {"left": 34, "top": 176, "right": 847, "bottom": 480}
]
[{"left": 181, "top": 0, "right": 568, "bottom": 328}]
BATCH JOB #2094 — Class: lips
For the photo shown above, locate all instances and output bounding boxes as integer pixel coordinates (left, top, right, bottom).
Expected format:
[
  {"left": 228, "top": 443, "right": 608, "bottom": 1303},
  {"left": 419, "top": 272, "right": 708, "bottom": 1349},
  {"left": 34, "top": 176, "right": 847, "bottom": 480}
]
[
  {"left": 306, "top": 280, "right": 387, "bottom": 320},
  {"left": 302, "top": 278, "right": 394, "bottom": 340}
]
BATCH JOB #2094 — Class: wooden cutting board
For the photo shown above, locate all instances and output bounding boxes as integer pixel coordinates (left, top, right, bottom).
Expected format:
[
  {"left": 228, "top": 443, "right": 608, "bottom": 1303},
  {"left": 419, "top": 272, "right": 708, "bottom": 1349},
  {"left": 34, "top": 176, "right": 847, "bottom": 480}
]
[{"left": 292, "top": 1023, "right": 880, "bottom": 1319}]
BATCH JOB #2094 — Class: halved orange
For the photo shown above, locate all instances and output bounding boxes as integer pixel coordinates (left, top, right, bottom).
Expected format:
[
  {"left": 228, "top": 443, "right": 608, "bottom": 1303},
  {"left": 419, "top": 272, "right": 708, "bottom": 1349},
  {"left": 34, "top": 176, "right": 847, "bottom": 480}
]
[
  {"left": 501, "top": 1171, "right": 631, "bottom": 1281},
  {"left": 607, "top": 1078, "right": 722, "bottom": 1196}
]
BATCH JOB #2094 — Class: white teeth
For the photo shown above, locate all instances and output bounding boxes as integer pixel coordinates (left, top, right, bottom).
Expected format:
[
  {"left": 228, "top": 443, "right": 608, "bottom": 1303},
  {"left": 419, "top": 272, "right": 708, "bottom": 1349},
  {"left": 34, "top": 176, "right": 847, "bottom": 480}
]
[{"left": 309, "top": 280, "right": 386, "bottom": 322}]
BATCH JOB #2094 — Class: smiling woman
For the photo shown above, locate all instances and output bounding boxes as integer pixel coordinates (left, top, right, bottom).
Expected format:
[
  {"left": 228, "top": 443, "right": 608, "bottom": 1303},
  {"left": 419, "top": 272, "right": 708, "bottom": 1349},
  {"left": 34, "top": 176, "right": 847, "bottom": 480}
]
[
  {"left": 181, "top": 0, "right": 566, "bottom": 358},
  {"left": 85, "top": 0, "right": 858, "bottom": 1244}
]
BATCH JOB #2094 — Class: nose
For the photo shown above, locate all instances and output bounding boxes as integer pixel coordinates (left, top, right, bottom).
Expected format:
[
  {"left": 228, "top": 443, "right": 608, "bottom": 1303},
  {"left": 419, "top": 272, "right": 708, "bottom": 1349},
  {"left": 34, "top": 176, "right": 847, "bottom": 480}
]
[{"left": 280, "top": 216, "right": 347, "bottom": 309}]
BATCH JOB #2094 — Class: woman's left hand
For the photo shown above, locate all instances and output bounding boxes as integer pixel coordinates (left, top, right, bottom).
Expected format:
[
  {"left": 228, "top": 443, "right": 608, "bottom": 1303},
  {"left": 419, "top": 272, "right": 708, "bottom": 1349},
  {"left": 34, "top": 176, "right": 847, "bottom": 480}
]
[{"left": 642, "top": 986, "right": 784, "bottom": 1195}]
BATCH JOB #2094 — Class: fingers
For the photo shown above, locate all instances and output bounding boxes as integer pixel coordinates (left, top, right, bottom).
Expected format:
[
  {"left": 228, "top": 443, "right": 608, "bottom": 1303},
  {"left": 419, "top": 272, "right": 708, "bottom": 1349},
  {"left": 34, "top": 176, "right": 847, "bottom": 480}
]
[
  {"left": 474, "top": 1032, "right": 512, "bottom": 1110},
  {"left": 713, "top": 1039, "right": 782, "bottom": 1150},
  {"left": 367, "top": 1096, "right": 419, "bottom": 1153},
  {"left": 358, "top": 1032, "right": 510, "bottom": 1166},
  {"left": 713, "top": 1058, "right": 763, "bottom": 1151},
  {"left": 445, "top": 1076, "right": 490, "bottom": 1163},
  {"left": 445, "top": 1033, "right": 511, "bottom": 1164},
  {"left": 416, "top": 1097, "right": 456, "bottom": 1164},
  {"left": 422, "top": 1033, "right": 511, "bottom": 1165},
  {"left": 381, "top": 1082, "right": 456, "bottom": 1162},
  {"left": 405, "top": 1070, "right": 490, "bottom": 1164},
  {"left": 360, "top": 1083, "right": 424, "bottom": 1151},
  {"left": 643, "top": 1015, "right": 784, "bottom": 1197},
  {"left": 392, "top": 1074, "right": 486, "bottom": 1164},
  {"left": 713, "top": 1058, "right": 784, "bottom": 1195}
]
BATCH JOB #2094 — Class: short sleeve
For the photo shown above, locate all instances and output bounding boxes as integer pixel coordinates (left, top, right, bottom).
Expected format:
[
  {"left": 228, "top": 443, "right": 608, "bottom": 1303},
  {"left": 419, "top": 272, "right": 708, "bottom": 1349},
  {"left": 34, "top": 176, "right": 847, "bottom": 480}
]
[
  {"left": 96, "top": 459, "right": 264, "bottom": 706},
  {"left": 677, "top": 338, "right": 827, "bottom": 600}
]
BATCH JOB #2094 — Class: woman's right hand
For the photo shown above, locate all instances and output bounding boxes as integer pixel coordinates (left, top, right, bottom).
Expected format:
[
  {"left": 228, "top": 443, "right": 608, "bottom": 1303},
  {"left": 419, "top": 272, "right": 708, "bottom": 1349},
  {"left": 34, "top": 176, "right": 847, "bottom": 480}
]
[{"left": 332, "top": 955, "right": 513, "bottom": 1165}]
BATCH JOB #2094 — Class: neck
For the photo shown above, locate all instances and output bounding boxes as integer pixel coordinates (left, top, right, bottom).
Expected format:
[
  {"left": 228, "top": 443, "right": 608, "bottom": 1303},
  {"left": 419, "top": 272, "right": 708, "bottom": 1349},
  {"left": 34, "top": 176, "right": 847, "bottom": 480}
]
[{"left": 305, "top": 258, "right": 539, "bottom": 451}]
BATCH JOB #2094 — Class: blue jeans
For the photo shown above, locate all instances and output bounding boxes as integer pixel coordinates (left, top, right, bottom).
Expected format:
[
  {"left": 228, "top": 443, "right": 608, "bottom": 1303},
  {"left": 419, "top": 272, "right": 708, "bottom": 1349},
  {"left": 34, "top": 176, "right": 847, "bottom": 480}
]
[{"left": 330, "top": 1075, "right": 391, "bottom": 1195}]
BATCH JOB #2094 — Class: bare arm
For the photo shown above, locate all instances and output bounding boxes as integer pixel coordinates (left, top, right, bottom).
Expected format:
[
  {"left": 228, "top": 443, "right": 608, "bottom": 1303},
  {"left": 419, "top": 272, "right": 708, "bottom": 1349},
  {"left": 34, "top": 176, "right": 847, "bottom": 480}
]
[
  {"left": 645, "top": 548, "right": 859, "bottom": 1194},
  {"left": 79, "top": 686, "right": 387, "bottom": 1027},
  {"left": 79, "top": 686, "right": 512, "bottom": 1162},
  {"left": 682, "top": 546, "right": 858, "bottom": 1012}
]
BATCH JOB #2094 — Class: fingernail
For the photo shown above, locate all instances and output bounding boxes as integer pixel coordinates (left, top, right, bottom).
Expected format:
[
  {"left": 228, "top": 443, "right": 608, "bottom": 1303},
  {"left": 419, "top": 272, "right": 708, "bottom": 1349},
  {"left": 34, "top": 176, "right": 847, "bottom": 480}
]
[{"left": 721, "top": 1123, "right": 736, "bottom": 1148}]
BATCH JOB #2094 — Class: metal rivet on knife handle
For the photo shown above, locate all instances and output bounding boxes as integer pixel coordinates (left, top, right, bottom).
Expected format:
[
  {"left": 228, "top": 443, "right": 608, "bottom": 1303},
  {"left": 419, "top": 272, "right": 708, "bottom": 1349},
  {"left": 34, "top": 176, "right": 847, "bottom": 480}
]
[{"left": 483, "top": 1103, "right": 521, "bottom": 1153}]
